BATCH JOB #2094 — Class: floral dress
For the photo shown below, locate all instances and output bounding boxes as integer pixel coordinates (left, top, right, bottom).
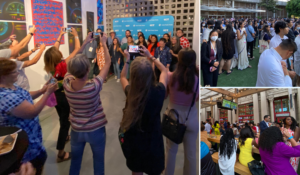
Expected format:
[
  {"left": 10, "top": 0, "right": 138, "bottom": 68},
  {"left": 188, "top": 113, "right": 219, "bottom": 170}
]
[
  {"left": 96, "top": 47, "right": 105, "bottom": 70},
  {"left": 282, "top": 127, "right": 300, "bottom": 172}
]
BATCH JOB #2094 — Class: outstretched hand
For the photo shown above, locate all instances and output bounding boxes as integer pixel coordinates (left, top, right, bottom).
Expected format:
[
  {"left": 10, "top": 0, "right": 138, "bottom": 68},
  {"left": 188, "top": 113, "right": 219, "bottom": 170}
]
[
  {"left": 99, "top": 33, "right": 108, "bottom": 44},
  {"left": 138, "top": 45, "right": 151, "bottom": 58},
  {"left": 60, "top": 27, "right": 67, "bottom": 35},
  {"left": 85, "top": 32, "right": 94, "bottom": 43}
]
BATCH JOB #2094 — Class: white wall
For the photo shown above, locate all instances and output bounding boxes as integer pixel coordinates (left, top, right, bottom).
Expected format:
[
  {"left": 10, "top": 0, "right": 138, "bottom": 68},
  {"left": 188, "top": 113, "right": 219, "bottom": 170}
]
[{"left": 23, "top": 0, "right": 98, "bottom": 93}]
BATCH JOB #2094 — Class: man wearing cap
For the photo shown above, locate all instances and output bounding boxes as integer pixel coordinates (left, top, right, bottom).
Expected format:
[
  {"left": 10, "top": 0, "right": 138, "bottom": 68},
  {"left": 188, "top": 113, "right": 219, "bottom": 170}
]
[{"left": 107, "top": 30, "right": 120, "bottom": 48}]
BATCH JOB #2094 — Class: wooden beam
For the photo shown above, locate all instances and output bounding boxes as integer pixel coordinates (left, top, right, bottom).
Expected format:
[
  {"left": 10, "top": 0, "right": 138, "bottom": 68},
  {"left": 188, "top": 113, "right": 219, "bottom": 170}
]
[
  {"left": 237, "top": 88, "right": 271, "bottom": 98},
  {"left": 207, "top": 88, "right": 238, "bottom": 97}
]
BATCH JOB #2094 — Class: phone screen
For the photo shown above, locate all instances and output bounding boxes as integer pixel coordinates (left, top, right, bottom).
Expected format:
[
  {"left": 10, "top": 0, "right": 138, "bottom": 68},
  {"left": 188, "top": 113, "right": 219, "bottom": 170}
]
[{"left": 128, "top": 45, "right": 139, "bottom": 53}]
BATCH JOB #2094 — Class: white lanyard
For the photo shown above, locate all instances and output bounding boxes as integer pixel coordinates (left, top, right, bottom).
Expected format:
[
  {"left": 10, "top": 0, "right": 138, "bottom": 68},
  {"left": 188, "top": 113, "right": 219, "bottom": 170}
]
[{"left": 210, "top": 42, "right": 216, "bottom": 58}]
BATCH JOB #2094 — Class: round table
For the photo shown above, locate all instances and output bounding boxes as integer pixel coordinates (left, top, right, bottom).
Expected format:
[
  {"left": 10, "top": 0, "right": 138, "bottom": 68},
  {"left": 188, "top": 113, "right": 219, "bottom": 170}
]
[{"left": 0, "top": 126, "right": 29, "bottom": 175}]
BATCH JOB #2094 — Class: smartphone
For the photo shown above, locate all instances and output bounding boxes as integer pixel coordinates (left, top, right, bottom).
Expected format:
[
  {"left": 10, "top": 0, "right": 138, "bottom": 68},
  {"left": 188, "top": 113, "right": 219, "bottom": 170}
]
[
  {"left": 94, "top": 32, "right": 99, "bottom": 36},
  {"left": 28, "top": 25, "right": 33, "bottom": 30},
  {"left": 65, "top": 28, "right": 72, "bottom": 32},
  {"left": 100, "top": 32, "right": 104, "bottom": 37},
  {"left": 49, "top": 76, "right": 57, "bottom": 84},
  {"left": 128, "top": 45, "right": 139, "bottom": 53},
  {"left": 138, "top": 46, "right": 144, "bottom": 53}
]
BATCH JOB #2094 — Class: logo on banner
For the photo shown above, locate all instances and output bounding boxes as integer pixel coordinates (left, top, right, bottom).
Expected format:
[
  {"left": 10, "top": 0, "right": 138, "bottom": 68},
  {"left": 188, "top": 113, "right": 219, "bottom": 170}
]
[
  {"left": 122, "top": 29, "right": 125, "bottom": 32},
  {"left": 164, "top": 18, "right": 169, "bottom": 21},
  {"left": 125, "top": 25, "right": 130, "bottom": 27},
  {"left": 115, "top": 25, "right": 122, "bottom": 27},
  {"left": 122, "top": 20, "right": 124, "bottom": 22},
  {"left": 115, "top": 20, "right": 119, "bottom": 23},
  {"left": 159, "top": 24, "right": 161, "bottom": 26},
  {"left": 137, "top": 20, "right": 142, "bottom": 22},
  {"left": 115, "top": 29, "right": 119, "bottom": 32},
  {"left": 163, "top": 29, "right": 168, "bottom": 32},
  {"left": 150, "top": 24, "right": 155, "bottom": 27},
  {"left": 145, "top": 29, "right": 148, "bottom": 32},
  {"left": 133, "top": 25, "right": 135, "bottom": 27},
  {"left": 162, "top": 24, "right": 173, "bottom": 26},
  {"left": 137, "top": 29, "right": 141, "bottom": 31}
]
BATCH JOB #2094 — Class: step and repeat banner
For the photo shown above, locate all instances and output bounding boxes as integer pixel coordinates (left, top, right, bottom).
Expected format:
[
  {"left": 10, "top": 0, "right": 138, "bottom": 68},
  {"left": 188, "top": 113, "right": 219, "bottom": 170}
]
[{"left": 113, "top": 15, "right": 174, "bottom": 41}]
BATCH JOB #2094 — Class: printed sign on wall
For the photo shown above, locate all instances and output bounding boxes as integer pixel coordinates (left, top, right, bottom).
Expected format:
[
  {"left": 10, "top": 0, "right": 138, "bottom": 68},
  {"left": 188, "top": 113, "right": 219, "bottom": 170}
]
[
  {"left": 31, "top": 0, "right": 64, "bottom": 46},
  {"left": 0, "top": 0, "right": 25, "bottom": 21},
  {"left": 113, "top": 16, "right": 174, "bottom": 41}
]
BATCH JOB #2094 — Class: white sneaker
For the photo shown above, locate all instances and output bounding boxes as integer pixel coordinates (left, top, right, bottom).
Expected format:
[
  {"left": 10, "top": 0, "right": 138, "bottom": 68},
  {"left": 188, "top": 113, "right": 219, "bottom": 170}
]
[
  {"left": 117, "top": 79, "right": 120, "bottom": 82},
  {"left": 115, "top": 76, "right": 117, "bottom": 79}
]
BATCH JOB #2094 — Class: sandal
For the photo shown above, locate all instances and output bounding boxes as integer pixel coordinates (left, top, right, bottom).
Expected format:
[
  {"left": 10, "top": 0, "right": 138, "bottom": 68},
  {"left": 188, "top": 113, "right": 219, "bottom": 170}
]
[
  {"left": 218, "top": 70, "right": 225, "bottom": 75},
  {"left": 226, "top": 71, "right": 232, "bottom": 75},
  {"left": 66, "top": 135, "right": 71, "bottom": 142},
  {"left": 57, "top": 152, "right": 71, "bottom": 163},
  {"left": 248, "top": 65, "right": 252, "bottom": 68}
]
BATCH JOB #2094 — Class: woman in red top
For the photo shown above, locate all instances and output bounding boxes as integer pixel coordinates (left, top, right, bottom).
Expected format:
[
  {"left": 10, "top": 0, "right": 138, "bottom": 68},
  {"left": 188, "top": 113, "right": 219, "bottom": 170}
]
[
  {"left": 43, "top": 27, "right": 94, "bottom": 162},
  {"left": 147, "top": 35, "right": 159, "bottom": 56}
]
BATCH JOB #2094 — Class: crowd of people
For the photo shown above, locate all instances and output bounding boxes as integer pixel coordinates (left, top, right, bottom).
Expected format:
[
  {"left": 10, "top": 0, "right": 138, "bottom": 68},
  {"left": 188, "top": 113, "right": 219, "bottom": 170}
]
[
  {"left": 201, "top": 115, "right": 300, "bottom": 175},
  {"left": 201, "top": 17, "right": 300, "bottom": 87},
  {"left": 0, "top": 24, "right": 199, "bottom": 175}
]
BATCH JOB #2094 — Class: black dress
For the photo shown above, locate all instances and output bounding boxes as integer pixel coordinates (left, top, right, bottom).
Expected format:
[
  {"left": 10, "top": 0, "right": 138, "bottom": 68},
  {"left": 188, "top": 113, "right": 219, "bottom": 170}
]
[
  {"left": 170, "top": 46, "right": 182, "bottom": 72},
  {"left": 222, "top": 33, "right": 235, "bottom": 60},
  {"left": 120, "top": 83, "right": 166, "bottom": 174}
]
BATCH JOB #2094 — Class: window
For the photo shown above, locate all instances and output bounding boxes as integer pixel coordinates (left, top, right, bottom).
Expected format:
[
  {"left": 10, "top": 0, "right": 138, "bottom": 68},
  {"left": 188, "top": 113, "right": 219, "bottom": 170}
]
[{"left": 238, "top": 103, "right": 254, "bottom": 123}]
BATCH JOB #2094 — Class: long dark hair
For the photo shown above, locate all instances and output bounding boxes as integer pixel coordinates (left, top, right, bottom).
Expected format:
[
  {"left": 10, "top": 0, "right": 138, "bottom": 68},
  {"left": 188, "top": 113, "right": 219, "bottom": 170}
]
[
  {"left": 163, "top": 33, "right": 171, "bottom": 42},
  {"left": 171, "top": 48, "right": 198, "bottom": 94},
  {"left": 239, "top": 127, "right": 254, "bottom": 146},
  {"left": 137, "top": 35, "right": 147, "bottom": 47},
  {"left": 263, "top": 25, "right": 272, "bottom": 39},
  {"left": 208, "top": 29, "right": 219, "bottom": 42},
  {"left": 112, "top": 38, "right": 121, "bottom": 50},
  {"left": 283, "top": 116, "right": 297, "bottom": 131},
  {"left": 221, "top": 24, "right": 234, "bottom": 55},
  {"left": 259, "top": 126, "right": 284, "bottom": 154},
  {"left": 150, "top": 35, "right": 158, "bottom": 52},
  {"left": 214, "top": 121, "right": 219, "bottom": 127},
  {"left": 170, "top": 36, "right": 181, "bottom": 52},
  {"left": 220, "top": 128, "right": 236, "bottom": 159}
]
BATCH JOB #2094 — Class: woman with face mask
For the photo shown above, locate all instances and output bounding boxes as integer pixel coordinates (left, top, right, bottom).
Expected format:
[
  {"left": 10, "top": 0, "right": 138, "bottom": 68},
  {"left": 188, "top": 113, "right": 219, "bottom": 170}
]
[
  {"left": 237, "top": 21, "right": 251, "bottom": 70},
  {"left": 201, "top": 30, "right": 223, "bottom": 86},
  {"left": 293, "top": 22, "right": 300, "bottom": 37}
]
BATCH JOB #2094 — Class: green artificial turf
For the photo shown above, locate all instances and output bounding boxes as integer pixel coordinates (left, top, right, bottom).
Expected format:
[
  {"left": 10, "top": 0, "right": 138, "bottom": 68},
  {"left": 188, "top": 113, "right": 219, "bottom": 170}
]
[{"left": 201, "top": 42, "right": 261, "bottom": 87}]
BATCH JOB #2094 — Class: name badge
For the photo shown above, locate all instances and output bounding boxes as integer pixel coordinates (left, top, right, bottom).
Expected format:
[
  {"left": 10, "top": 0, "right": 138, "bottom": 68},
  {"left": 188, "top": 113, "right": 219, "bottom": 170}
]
[{"left": 89, "top": 47, "right": 93, "bottom": 52}]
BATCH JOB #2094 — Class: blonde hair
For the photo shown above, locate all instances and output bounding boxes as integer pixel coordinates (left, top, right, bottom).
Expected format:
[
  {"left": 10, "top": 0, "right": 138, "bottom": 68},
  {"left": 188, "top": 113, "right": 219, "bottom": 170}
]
[
  {"left": 44, "top": 47, "right": 63, "bottom": 73},
  {"left": 67, "top": 54, "right": 90, "bottom": 79},
  {"left": 120, "top": 57, "right": 156, "bottom": 131}
]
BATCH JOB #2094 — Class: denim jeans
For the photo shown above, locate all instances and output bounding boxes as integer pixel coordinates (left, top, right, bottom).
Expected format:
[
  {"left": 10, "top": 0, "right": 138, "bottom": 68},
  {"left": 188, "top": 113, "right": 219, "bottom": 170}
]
[
  {"left": 69, "top": 127, "right": 106, "bottom": 175},
  {"left": 113, "top": 61, "right": 120, "bottom": 79}
]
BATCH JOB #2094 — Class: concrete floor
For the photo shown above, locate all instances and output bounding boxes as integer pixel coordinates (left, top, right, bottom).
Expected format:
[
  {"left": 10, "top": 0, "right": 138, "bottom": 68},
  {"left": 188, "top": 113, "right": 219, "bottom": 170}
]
[{"left": 40, "top": 77, "right": 199, "bottom": 175}]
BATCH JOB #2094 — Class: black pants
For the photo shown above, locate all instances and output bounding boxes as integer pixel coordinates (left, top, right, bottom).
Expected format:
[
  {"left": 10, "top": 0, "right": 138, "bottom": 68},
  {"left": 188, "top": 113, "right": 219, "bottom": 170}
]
[
  {"left": 30, "top": 150, "right": 47, "bottom": 175},
  {"left": 247, "top": 41, "right": 254, "bottom": 58},
  {"left": 201, "top": 152, "right": 216, "bottom": 175},
  {"left": 253, "top": 37, "right": 257, "bottom": 48},
  {"left": 202, "top": 66, "right": 219, "bottom": 87},
  {"left": 54, "top": 90, "right": 70, "bottom": 150},
  {"left": 170, "top": 63, "right": 177, "bottom": 72},
  {"left": 155, "top": 68, "right": 161, "bottom": 82}
]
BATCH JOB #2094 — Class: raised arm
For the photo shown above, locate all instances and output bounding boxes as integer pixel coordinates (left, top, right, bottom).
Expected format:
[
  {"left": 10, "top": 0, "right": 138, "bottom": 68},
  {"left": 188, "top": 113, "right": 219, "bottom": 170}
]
[
  {"left": 10, "top": 26, "right": 36, "bottom": 57},
  {"left": 140, "top": 46, "right": 168, "bottom": 88},
  {"left": 10, "top": 83, "right": 58, "bottom": 119},
  {"left": 98, "top": 33, "right": 112, "bottom": 81},
  {"left": 120, "top": 50, "right": 130, "bottom": 91},
  {"left": 77, "top": 32, "right": 95, "bottom": 55},
  {"left": 17, "top": 43, "right": 40, "bottom": 61},
  {"left": 64, "top": 28, "right": 81, "bottom": 64},
  {"left": 54, "top": 27, "right": 66, "bottom": 49},
  {"left": 22, "top": 44, "right": 46, "bottom": 68}
]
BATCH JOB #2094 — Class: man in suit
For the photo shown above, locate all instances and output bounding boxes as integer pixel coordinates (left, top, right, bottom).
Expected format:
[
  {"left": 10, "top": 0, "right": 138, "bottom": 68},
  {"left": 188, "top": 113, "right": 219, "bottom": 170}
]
[{"left": 260, "top": 115, "right": 271, "bottom": 133}]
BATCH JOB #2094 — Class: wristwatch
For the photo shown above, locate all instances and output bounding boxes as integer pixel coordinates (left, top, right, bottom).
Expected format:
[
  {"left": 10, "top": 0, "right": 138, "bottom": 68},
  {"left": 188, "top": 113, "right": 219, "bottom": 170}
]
[
  {"left": 29, "top": 33, "right": 34, "bottom": 36},
  {"left": 31, "top": 49, "right": 35, "bottom": 53}
]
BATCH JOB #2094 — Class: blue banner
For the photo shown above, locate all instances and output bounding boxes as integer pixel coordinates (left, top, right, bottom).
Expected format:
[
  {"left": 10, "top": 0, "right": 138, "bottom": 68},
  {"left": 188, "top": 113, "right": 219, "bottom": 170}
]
[{"left": 113, "top": 15, "right": 174, "bottom": 42}]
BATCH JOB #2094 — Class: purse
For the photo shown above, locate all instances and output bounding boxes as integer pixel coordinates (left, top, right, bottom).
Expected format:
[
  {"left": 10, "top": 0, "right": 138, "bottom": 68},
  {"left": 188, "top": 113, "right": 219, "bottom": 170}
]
[
  {"left": 162, "top": 78, "right": 199, "bottom": 144},
  {"left": 259, "top": 34, "right": 269, "bottom": 54},
  {"left": 248, "top": 160, "right": 265, "bottom": 175}
]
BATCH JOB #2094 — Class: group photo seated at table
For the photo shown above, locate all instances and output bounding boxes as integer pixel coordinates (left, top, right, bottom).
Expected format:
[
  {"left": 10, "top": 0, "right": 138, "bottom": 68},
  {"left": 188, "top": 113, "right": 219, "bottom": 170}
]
[{"left": 201, "top": 116, "right": 300, "bottom": 175}]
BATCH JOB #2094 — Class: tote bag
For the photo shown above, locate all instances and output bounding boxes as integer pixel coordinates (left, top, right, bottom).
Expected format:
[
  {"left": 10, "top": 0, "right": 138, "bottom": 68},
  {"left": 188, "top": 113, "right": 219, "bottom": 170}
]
[{"left": 259, "top": 34, "right": 269, "bottom": 54}]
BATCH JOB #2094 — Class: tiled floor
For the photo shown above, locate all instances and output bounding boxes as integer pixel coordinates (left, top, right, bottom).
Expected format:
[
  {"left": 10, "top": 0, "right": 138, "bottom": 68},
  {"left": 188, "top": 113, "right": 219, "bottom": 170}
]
[{"left": 40, "top": 77, "right": 199, "bottom": 175}]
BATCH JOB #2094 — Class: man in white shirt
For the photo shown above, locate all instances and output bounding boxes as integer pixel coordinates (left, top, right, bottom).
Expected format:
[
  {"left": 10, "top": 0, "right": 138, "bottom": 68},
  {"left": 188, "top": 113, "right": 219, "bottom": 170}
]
[
  {"left": 202, "top": 20, "right": 214, "bottom": 43},
  {"left": 294, "top": 34, "right": 300, "bottom": 76},
  {"left": 269, "top": 21, "right": 296, "bottom": 78},
  {"left": 204, "top": 119, "right": 212, "bottom": 134},
  {"left": 256, "top": 39, "right": 297, "bottom": 87},
  {"left": 121, "top": 30, "right": 132, "bottom": 45}
]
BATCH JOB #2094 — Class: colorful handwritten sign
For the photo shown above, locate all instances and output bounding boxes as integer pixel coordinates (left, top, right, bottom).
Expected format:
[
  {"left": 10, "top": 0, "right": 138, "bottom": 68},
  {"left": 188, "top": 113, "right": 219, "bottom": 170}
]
[{"left": 31, "top": 0, "right": 64, "bottom": 46}]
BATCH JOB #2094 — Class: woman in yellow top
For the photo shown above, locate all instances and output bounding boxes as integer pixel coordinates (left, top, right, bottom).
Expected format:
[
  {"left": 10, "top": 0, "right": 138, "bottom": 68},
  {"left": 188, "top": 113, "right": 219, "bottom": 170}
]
[
  {"left": 238, "top": 127, "right": 259, "bottom": 166},
  {"left": 212, "top": 121, "right": 220, "bottom": 135}
]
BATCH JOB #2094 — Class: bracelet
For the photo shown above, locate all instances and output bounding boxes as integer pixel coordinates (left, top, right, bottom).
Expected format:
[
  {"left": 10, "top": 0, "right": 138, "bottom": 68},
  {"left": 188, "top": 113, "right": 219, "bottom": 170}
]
[
  {"left": 31, "top": 49, "right": 35, "bottom": 53},
  {"left": 29, "top": 33, "right": 34, "bottom": 36},
  {"left": 289, "top": 136, "right": 294, "bottom": 140},
  {"left": 75, "top": 36, "right": 79, "bottom": 39},
  {"left": 56, "top": 40, "right": 61, "bottom": 43}
]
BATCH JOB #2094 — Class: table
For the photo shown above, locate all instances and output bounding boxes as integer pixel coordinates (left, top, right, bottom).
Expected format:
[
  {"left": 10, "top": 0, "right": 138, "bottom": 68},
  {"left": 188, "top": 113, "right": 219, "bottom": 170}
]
[
  {"left": 208, "top": 134, "right": 260, "bottom": 154},
  {"left": 0, "top": 126, "right": 29, "bottom": 175}
]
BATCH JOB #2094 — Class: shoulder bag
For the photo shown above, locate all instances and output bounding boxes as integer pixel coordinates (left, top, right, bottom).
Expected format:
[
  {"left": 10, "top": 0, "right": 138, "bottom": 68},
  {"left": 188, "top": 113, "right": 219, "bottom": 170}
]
[
  {"left": 162, "top": 78, "right": 199, "bottom": 144},
  {"left": 248, "top": 160, "right": 265, "bottom": 175},
  {"left": 259, "top": 33, "right": 269, "bottom": 54}
]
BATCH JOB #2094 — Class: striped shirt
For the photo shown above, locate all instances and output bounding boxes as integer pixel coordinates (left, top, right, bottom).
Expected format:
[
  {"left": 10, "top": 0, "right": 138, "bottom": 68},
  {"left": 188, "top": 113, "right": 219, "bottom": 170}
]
[{"left": 63, "top": 73, "right": 107, "bottom": 132}]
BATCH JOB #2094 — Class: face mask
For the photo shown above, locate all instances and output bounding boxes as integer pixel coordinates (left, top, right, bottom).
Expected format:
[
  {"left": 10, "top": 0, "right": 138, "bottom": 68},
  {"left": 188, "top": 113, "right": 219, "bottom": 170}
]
[
  {"left": 297, "top": 27, "right": 300, "bottom": 30},
  {"left": 209, "top": 26, "right": 214, "bottom": 29},
  {"left": 203, "top": 24, "right": 205, "bottom": 26},
  {"left": 211, "top": 36, "right": 218, "bottom": 41}
]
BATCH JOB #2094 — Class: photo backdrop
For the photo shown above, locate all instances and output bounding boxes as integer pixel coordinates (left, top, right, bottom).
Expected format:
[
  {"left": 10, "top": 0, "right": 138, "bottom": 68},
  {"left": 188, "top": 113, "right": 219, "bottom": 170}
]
[
  {"left": 0, "top": 0, "right": 26, "bottom": 21},
  {"left": 113, "top": 16, "right": 174, "bottom": 41},
  {"left": 66, "top": 0, "right": 82, "bottom": 24},
  {"left": 87, "top": 11, "right": 94, "bottom": 34},
  {"left": 31, "top": 0, "right": 64, "bottom": 46},
  {"left": 68, "top": 25, "right": 83, "bottom": 54}
]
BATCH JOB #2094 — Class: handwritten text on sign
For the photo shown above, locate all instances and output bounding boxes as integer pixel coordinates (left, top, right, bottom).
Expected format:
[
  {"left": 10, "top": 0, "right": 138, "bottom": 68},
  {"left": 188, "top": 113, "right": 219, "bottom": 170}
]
[{"left": 31, "top": 0, "right": 64, "bottom": 46}]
